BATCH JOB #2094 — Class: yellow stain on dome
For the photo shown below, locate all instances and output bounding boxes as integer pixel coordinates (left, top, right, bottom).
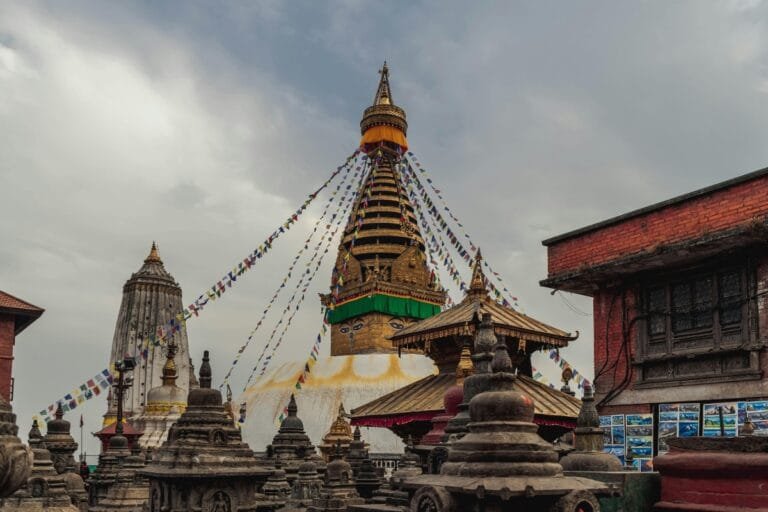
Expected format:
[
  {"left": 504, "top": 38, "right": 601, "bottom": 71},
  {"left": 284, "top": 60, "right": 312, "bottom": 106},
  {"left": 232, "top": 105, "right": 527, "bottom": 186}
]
[{"left": 245, "top": 354, "right": 436, "bottom": 393}]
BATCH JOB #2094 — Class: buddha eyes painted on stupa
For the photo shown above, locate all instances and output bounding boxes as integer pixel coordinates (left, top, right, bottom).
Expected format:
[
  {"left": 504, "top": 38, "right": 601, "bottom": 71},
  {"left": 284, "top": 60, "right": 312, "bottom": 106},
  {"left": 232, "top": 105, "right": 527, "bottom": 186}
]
[{"left": 388, "top": 317, "right": 413, "bottom": 331}]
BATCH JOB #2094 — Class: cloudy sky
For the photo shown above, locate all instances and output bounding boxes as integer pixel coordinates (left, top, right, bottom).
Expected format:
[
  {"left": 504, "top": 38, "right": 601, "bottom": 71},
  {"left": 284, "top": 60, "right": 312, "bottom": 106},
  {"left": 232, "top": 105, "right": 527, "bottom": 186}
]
[{"left": 3, "top": 0, "right": 768, "bottom": 451}]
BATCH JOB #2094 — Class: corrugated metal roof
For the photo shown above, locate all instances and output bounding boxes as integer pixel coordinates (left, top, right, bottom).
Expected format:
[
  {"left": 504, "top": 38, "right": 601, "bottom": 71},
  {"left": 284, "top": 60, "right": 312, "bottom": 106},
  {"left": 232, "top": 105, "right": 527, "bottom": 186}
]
[
  {"left": 391, "top": 296, "right": 576, "bottom": 348},
  {"left": 351, "top": 373, "right": 580, "bottom": 423}
]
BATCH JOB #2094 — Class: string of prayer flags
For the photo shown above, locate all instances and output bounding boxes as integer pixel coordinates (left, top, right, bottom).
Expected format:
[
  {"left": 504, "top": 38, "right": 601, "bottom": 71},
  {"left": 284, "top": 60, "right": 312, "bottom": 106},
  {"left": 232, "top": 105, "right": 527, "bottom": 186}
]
[
  {"left": 38, "top": 150, "right": 361, "bottom": 417},
  {"left": 548, "top": 349, "right": 590, "bottom": 389},
  {"left": 402, "top": 153, "right": 522, "bottom": 311},
  {"left": 244, "top": 180, "right": 358, "bottom": 389},
  {"left": 275, "top": 316, "right": 327, "bottom": 426},
  {"left": 220, "top": 160, "right": 361, "bottom": 389},
  {"left": 38, "top": 370, "right": 113, "bottom": 423}
]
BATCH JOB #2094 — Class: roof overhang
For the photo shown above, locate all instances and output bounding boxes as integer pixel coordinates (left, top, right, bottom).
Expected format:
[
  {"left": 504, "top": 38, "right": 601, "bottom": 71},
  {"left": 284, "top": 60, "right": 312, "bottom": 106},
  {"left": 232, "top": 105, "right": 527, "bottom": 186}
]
[{"left": 541, "top": 220, "right": 768, "bottom": 295}]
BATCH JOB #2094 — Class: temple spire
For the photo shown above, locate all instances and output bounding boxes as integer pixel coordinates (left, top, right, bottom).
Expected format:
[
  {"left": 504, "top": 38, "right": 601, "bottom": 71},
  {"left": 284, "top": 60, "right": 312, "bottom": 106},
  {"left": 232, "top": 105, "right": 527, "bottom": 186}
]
[
  {"left": 145, "top": 241, "right": 162, "bottom": 264},
  {"left": 374, "top": 61, "right": 392, "bottom": 105}
]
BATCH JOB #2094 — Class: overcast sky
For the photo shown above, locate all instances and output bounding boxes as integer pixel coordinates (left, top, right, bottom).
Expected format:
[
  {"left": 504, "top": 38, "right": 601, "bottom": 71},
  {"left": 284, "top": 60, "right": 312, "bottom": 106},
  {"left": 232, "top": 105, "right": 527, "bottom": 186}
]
[{"left": 3, "top": 0, "right": 768, "bottom": 451}]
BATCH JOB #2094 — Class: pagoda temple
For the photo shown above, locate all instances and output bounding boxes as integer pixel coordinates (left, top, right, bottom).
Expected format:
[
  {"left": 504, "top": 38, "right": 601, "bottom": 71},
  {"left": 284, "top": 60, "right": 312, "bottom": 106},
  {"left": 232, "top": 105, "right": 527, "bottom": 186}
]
[
  {"left": 106, "top": 243, "right": 192, "bottom": 423},
  {"left": 240, "top": 64, "right": 443, "bottom": 452},
  {"left": 352, "top": 251, "right": 581, "bottom": 442}
]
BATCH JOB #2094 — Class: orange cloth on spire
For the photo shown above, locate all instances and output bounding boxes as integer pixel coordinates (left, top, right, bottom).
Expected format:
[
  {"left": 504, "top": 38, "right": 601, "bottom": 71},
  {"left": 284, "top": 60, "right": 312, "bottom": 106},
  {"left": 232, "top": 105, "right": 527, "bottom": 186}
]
[{"left": 360, "top": 125, "right": 408, "bottom": 150}]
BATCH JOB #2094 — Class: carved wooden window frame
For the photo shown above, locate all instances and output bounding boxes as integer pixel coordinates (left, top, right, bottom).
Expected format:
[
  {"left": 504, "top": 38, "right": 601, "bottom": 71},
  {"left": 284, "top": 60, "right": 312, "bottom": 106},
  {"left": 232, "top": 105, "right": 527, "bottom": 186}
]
[{"left": 635, "top": 258, "right": 759, "bottom": 386}]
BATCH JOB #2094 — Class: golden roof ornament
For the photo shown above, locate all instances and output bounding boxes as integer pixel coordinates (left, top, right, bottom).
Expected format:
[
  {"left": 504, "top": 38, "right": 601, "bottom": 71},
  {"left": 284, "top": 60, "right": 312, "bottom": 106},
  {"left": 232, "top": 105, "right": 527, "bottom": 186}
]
[
  {"left": 145, "top": 241, "right": 162, "bottom": 264},
  {"left": 467, "top": 249, "right": 489, "bottom": 300},
  {"left": 455, "top": 340, "right": 474, "bottom": 385}
]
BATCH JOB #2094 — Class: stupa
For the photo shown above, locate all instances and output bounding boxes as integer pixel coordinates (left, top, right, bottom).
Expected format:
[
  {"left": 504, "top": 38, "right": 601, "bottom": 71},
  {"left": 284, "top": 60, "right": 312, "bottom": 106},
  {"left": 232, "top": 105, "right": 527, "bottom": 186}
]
[
  {"left": 318, "top": 405, "right": 353, "bottom": 462},
  {"left": 106, "top": 243, "right": 192, "bottom": 423},
  {"left": 398, "top": 314, "right": 611, "bottom": 511},
  {"left": 131, "top": 341, "right": 186, "bottom": 449},
  {"left": 287, "top": 462, "right": 323, "bottom": 508},
  {"left": 0, "top": 396, "right": 31, "bottom": 498},
  {"left": 260, "top": 394, "right": 326, "bottom": 482},
  {"left": 42, "top": 404, "right": 88, "bottom": 511},
  {"left": 306, "top": 446, "right": 365, "bottom": 512},
  {"left": 240, "top": 64, "right": 444, "bottom": 453},
  {"left": 0, "top": 421, "right": 77, "bottom": 512},
  {"left": 140, "top": 351, "right": 273, "bottom": 512},
  {"left": 560, "top": 383, "right": 622, "bottom": 473},
  {"left": 88, "top": 430, "right": 132, "bottom": 507},
  {"left": 88, "top": 447, "right": 150, "bottom": 512}
]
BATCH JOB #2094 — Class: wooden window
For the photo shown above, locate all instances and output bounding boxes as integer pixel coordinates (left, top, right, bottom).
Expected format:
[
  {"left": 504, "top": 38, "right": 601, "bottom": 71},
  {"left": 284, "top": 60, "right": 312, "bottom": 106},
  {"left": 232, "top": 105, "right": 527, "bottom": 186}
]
[{"left": 641, "top": 266, "right": 748, "bottom": 356}]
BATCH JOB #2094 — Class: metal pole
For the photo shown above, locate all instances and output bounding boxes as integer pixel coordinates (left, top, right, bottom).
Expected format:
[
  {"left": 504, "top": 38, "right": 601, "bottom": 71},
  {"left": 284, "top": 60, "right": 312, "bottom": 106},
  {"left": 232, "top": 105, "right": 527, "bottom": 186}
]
[{"left": 718, "top": 406, "right": 725, "bottom": 437}]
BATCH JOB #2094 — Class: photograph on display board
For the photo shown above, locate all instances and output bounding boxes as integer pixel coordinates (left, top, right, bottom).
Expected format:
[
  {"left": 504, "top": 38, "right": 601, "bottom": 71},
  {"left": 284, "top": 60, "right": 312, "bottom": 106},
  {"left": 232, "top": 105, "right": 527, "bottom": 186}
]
[
  {"left": 600, "top": 414, "right": 626, "bottom": 467},
  {"left": 740, "top": 400, "right": 768, "bottom": 435},
  {"left": 657, "top": 402, "right": 700, "bottom": 453},
  {"left": 625, "top": 413, "right": 653, "bottom": 470},
  {"left": 703, "top": 402, "right": 738, "bottom": 437}
]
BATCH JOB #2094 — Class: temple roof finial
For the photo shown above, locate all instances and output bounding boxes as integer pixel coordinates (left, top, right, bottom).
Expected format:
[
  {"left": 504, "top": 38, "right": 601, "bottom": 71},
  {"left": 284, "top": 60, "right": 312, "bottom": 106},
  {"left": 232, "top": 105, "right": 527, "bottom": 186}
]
[
  {"left": 374, "top": 61, "right": 392, "bottom": 105},
  {"left": 145, "top": 241, "right": 162, "bottom": 264},
  {"left": 467, "top": 248, "right": 489, "bottom": 300}
]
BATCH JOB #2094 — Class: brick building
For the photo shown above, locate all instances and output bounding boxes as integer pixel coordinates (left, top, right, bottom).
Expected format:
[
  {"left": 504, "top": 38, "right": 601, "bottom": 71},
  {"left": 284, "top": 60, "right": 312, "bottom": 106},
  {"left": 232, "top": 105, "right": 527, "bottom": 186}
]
[
  {"left": 0, "top": 290, "right": 44, "bottom": 401},
  {"left": 541, "top": 167, "right": 768, "bottom": 463}
]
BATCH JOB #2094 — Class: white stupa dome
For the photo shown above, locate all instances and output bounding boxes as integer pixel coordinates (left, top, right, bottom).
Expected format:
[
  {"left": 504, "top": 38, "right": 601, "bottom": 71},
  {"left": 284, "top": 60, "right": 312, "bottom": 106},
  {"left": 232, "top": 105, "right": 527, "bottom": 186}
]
[{"left": 239, "top": 353, "right": 436, "bottom": 453}]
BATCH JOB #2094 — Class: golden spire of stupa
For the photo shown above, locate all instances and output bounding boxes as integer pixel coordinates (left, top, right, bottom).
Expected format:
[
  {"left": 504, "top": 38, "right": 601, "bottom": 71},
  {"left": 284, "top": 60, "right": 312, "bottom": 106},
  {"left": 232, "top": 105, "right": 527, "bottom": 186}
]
[
  {"left": 161, "top": 340, "right": 178, "bottom": 386},
  {"left": 145, "top": 241, "right": 162, "bottom": 264},
  {"left": 360, "top": 62, "right": 408, "bottom": 149},
  {"left": 373, "top": 61, "right": 393, "bottom": 105}
]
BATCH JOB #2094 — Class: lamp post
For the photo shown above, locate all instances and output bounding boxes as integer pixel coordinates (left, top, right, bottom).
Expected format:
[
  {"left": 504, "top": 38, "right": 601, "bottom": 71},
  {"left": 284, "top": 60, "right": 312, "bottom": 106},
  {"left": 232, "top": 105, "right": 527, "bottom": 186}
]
[{"left": 113, "top": 357, "right": 135, "bottom": 436}]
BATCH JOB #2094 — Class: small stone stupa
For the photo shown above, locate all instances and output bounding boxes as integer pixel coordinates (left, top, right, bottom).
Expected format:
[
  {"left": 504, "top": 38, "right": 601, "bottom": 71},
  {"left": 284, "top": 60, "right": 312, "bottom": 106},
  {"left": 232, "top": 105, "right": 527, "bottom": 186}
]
[
  {"left": 140, "top": 351, "right": 272, "bottom": 512},
  {"left": 88, "top": 446, "right": 150, "bottom": 512},
  {"left": 306, "top": 445, "right": 364, "bottom": 512},
  {"left": 42, "top": 404, "right": 88, "bottom": 511},
  {"left": 88, "top": 430, "right": 132, "bottom": 507},
  {"left": 344, "top": 427, "right": 368, "bottom": 477},
  {"left": 318, "top": 405, "right": 353, "bottom": 462},
  {"left": 0, "top": 421, "right": 77, "bottom": 512},
  {"left": 560, "top": 383, "right": 623, "bottom": 473},
  {"left": 400, "top": 313, "right": 610, "bottom": 512},
  {"left": 261, "top": 395, "right": 326, "bottom": 481},
  {"left": 0, "top": 396, "right": 32, "bottom": 498},
  {"left": 288, "top": 462, "right": 323, "bottom": 507}
]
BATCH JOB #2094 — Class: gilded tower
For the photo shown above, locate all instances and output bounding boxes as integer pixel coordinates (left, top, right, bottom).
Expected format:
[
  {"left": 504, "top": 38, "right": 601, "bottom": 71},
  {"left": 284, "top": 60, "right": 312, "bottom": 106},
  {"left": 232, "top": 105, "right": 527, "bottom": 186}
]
[
  {"left": 325, "top": 63, "right": 446, "bottom": 355},
  {"left": 107, "top": 243, "right": 191, "bottom": 421}
]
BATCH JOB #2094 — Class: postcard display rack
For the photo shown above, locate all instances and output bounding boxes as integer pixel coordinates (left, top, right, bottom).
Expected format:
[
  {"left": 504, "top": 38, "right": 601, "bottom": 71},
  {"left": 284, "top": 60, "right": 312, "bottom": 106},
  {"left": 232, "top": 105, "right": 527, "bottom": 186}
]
[
  {"left": 600, "top": 398, "right": 768, "bottom": 470},
  {"left": 599, "top": 413, "right": 654, "bottom": 472}
]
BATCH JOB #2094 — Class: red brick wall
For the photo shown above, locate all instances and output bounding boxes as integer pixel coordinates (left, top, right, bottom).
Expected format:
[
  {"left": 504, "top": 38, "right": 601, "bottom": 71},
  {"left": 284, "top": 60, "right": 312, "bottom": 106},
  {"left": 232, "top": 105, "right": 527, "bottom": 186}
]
[
  {"left": 547, "top": 176, "right": 768, "bottom": 278},
  {"left": 0, "top": 314, "right": 15, "bottom": 401},
  {"left": 592, "top": 287, "right": 639, "bottom": 406}
]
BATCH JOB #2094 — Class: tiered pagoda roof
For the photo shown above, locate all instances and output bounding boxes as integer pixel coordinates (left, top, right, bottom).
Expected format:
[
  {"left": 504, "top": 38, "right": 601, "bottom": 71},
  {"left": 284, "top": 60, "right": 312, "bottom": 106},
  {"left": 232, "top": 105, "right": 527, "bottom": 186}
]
[
  {"left": 391, "top": 250, "right": 577, "bottom": 350},
  {"left": 351, "top": 250, "right": 581, "bottom": 439}
]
